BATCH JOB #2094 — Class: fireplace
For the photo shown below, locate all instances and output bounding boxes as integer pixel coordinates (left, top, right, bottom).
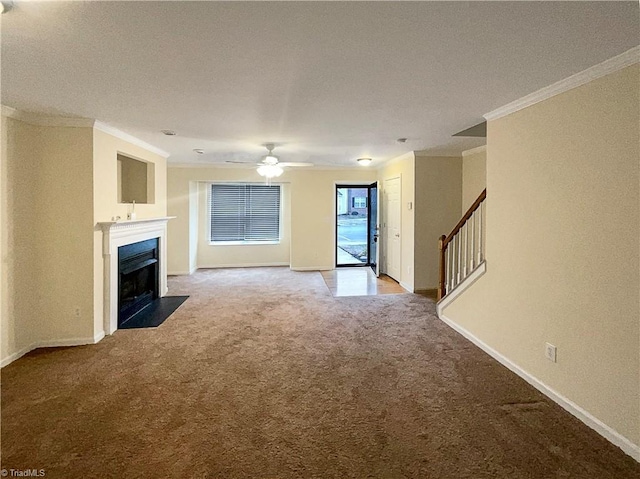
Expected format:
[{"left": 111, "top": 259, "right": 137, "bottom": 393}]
[
  {"left": 99, "top": 217, "right": 173, "bottom": 335},
  {"left": 118, "top": 238, "right": 159, "bottom": 326}
]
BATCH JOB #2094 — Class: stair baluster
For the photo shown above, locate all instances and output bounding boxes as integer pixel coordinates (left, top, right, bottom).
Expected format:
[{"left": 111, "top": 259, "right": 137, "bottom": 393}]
[
  {"left": 469, "top": 210, "right": 476, "bottom": 271},
  {"left": 437, "top": 189, "right": 486, "bottom": 301}
]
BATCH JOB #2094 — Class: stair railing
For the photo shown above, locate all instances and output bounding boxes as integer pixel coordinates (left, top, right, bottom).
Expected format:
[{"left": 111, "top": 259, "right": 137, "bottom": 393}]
[{"left": 438, "top": 189, "right": 486, "bottom": 301}]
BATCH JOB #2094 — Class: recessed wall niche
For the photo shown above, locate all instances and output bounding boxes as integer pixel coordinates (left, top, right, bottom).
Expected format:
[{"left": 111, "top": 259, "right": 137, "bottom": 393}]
[{"left": 117, "top": 154, "right": 155, "bottom": 204}]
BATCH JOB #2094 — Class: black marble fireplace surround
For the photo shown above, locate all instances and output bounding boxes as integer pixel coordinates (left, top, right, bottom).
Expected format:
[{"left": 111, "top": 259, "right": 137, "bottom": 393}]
[{"left": 118, "top": 238, "right": 159, "bottom": 327}]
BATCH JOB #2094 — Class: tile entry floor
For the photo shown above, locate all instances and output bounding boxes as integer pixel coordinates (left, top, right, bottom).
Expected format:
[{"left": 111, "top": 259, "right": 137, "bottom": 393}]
[{"left": 321, "top": 267, "right": 407, "bottom": 297}]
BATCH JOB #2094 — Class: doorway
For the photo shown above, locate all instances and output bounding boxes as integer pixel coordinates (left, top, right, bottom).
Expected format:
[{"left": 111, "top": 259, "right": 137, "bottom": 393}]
[{"left": 336, "top": 183, "right": 379, "bottom": 269}]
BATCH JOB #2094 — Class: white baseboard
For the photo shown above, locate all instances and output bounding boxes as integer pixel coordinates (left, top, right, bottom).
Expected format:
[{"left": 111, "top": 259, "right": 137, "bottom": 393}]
[
  {"left": 198, "top": 262, "right": 290, "bottom": 269},
  {"left": 438, "top": 313, "right": 640, "bottom": 462},
  {"left": 35, "top": 335, "right": 103, "bottom": 349},
  {"left": 399, "top": 281, "right": 413, "bottom": 293},
  {"left": 290, "top": 266, "right": 332, "bottom": 271},
  {"left": 0, "top": 343, "right": 37, "bottom": 368},
  {"left": 1, "top": 333, "right": 105, "bottom": 368},
  {"left": 94, "top": 330, "right": 106, "bottom": 343},
  {"left": 168, "top": 267, "right": 199, "bottom": 276},
  {"left": 436, "top": 261, "right": 486, "bottom": 316}
]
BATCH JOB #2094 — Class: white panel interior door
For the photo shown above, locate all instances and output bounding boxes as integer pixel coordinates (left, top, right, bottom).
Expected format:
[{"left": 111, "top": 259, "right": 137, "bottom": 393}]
[{"left": 383, "top": 177, "right": 401, "bottom": 282}]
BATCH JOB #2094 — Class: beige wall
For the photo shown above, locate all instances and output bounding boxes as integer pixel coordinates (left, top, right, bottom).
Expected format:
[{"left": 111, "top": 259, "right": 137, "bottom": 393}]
[
  {"left": 93, "top": 129, "right": 166, "bottom": 223},
  {"left": 166, "top": 170, "right": 194, "bottom": 274},
  {"left": 168, "top": 167, "right": 288, "bottom": 273},
  {"left": 1, "top": 119, "right": 168, "bottom": 365},
  {"left": 443, "top": 65, "right": 640, "bottom": 446},
  {"left": 377, "top": 152, "right": 463, "bottom": 292},
  {"left": 196, "top": 181, "right": 291, "bottom": 268},
  {"left": 414, "top": 155, "right": 462, "bottom": 290},
  {"left": 462, "top": 146, "right": 486, "bottom": 213},
  {"left": 1, "top": 117, "right": 40, "bottom": 363},
  {"left": 168, "top": 166, "right": 378, "bottom": 273},
  {"left": 0, "top": 115, "right": 7, "bottom": 361},
  {"left": 35, "top": 126, "right": 95, "bottom": 342},
  {"left": 290, "top": 169, "right": 377, "bottom": 270},
  {"left": 92, "top": 129, "right": 167, "bottom": 336},
  {"left": 1, "top": 117, "right": 95, "bottom": 365},
  {"left": 188, "top": 181, "right": 198, "bottom": 273},
  {"left": 377, "top": 153, "right": 415, "bottom": 291}
]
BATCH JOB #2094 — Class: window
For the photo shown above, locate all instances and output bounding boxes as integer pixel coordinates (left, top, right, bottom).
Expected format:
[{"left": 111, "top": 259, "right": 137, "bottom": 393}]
[
  {"left": 352, "top": 197, "right": 367, "bottom": 208},
  {"left": 209, "top": 184, "right": 281, "bottom": 243}
]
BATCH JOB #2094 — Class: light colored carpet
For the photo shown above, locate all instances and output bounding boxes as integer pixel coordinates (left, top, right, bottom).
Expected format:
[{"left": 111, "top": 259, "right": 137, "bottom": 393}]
[{"left": 2, "top": 267, "right": 638, "bottom": 478}]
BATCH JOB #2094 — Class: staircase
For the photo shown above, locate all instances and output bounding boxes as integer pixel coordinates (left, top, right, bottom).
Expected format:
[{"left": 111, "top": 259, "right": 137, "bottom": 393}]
[{"left": 437, "top": 189, "right": 486, "bottom": 302}]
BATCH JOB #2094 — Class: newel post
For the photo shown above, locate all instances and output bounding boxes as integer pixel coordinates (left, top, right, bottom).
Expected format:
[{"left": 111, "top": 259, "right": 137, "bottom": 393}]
[{"left": 437, "top": 235, "right": 447, "bottom": 301}]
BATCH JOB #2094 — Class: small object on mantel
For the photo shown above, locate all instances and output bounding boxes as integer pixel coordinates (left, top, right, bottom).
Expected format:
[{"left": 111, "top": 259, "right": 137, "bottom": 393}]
[{"left": 127, "top": 200, "right": 137, "bottom": 221}]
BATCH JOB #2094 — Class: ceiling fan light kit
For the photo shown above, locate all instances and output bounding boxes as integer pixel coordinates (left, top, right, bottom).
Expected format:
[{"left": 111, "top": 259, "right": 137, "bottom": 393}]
[
  {"left": 0, "top": 1, "right": 13, "bottom": 14},
  {"left": 258, "top": 145, "right": 284, "bottom": 179},
  {"left": 257, "top": 164, "right": 284, "bottom": 179},
  {"left": 224, "top": 144, "right": 313, "bottom": 182}
]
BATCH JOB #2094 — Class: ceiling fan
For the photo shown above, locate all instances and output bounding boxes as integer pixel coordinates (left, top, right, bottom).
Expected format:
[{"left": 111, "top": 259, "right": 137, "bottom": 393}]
[{"left": 226, "top": 144, "right": 313, "bottom": 179}]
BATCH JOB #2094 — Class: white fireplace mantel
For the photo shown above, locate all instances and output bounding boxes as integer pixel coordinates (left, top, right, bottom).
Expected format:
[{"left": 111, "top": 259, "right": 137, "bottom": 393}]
[{"left": 98, "top": 217, "right": 175, "bottom": 335}]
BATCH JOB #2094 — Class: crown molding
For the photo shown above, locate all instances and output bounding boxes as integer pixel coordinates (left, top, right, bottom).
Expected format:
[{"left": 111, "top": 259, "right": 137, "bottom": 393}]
[
  {"left": 167, "top": 161, "right": 365, "bottom": 171},
  {"left": 1, "top": 106, "right": 169, "bottom": 158},
  {"left": 168, "top": 162, "right": 260, "bottom": 170},
  {"left": 484, "top": 45, "right": 640, "bottom": 122},
  {"left": 461, "top": 145, "right": 486, "bottom": 157},
  {"left": 94, "top": 121, "right": 170, "bottom": 158},
  {"left": 1, "top": 105, "right": 94, "bottom": 127},
  {"left": 1, "top": 105, "right": 17, "bottom": 118},
  {"left": 414, "top": 153, "right": 464, "bottom": 159},
  {"left": 376, "top": 151, "right": 415, "bottom": 170}
]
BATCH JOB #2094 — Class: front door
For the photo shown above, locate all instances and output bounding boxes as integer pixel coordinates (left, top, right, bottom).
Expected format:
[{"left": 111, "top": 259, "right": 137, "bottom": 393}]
[
  {"left": 336, "top": 186, "right": 370, "bottom": 266},
  {"left": 335, "top": 184, "right": 381, "bottom": 268},
  {"left": 368, "top": 182, "right": 380, "bottom": 276}
]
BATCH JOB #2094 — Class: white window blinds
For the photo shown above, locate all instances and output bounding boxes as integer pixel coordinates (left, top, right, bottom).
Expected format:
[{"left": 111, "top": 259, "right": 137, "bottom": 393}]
[{"left": 210, "top": 184, "right": 281, "bottom": 242}]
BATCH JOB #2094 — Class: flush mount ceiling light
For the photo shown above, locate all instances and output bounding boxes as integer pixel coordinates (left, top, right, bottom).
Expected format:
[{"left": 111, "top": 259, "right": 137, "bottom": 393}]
[
  {"left": 0, "top": 1, "right": 14, "bottom": 14},
  {"left": 161, "top": 129, "right": 177, "bottom": 136},
  {"left": 357, "top": 158, "right": 372, "bottom": 166},
  {"left": 193, "top": 149, "right": 204, "bottom": 155}
]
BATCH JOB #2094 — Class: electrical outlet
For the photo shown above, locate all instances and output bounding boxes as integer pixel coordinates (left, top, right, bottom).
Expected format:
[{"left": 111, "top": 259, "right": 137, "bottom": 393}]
[
  {"left": 545, "top": 342, "right": 557, "bottom": 363},
  {"left": 74, "top": 307, "right": 81, "bottom": 318}
]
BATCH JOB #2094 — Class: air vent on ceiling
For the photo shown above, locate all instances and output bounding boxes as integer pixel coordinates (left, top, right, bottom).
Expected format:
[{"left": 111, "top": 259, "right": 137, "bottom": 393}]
[{"left": 453, "top": 122, "right": 486, "bottom": 138}]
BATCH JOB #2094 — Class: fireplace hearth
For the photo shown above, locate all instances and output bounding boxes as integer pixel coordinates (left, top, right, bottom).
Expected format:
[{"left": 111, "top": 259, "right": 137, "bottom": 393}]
[{"left": 118, "top": 238, "right": 159, "bottom": 327}]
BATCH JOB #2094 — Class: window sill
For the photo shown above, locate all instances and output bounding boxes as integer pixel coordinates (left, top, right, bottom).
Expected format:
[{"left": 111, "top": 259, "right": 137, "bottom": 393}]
[{"left": 210, "top": 241, "right": 281, "bottom": 246}]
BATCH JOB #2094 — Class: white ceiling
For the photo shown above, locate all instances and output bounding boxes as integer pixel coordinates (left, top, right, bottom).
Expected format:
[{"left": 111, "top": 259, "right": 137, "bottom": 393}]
[{"left": 2, "top": 1, "right": 638, "bottom": 167}]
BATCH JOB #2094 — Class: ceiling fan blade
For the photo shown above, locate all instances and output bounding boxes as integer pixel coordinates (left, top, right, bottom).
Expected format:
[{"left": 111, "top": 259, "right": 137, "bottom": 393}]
[
  {"left": 278, "top": 162, "right": 314, "bottom": 167},
  {"left": 225, "top": 160, "right": 258, "bottom": 164}
]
